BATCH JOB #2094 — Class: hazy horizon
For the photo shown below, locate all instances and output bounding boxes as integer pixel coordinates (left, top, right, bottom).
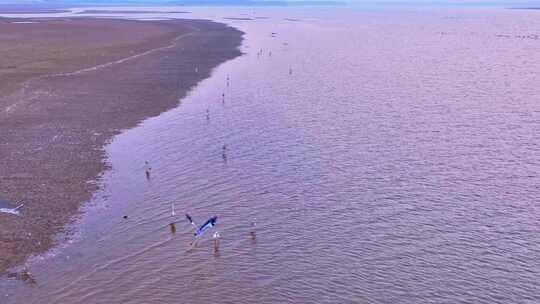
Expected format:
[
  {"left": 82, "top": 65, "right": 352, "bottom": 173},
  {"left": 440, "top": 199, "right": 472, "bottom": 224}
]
[{"left": 2, "top": 0, "right": 540, "bottom": 8}]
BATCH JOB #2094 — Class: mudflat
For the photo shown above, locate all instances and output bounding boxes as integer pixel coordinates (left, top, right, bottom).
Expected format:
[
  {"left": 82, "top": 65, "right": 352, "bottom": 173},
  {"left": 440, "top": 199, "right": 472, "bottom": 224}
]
[
  {"left": 77, "top": 10, "right": 190, "bottom": 14},
  {"left": 0, "top": 17, "right": 243, "bottom": 273}
]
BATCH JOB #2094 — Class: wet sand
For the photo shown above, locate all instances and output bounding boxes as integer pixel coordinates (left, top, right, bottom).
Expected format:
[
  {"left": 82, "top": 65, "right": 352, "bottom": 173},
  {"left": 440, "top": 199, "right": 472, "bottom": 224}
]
[{"left": 0, "top": 17, "right": 243, "bottom": 273}]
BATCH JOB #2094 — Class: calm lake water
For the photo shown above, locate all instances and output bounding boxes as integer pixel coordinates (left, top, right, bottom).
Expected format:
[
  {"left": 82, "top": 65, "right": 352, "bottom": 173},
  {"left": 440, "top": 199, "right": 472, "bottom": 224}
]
[{"left": 2, "top": 6, "right": 540, "bottom": 304}]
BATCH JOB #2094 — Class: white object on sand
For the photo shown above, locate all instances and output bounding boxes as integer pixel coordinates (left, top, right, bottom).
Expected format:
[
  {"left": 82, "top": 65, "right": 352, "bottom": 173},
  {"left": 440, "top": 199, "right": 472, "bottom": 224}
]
[{"left": 0, "top": 203, "right": 24, "bottom": 216}]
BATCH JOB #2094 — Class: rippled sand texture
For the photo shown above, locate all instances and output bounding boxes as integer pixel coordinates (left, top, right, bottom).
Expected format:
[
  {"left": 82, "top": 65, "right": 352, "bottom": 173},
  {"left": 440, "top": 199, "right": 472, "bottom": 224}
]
[{"left": 2, "top": 7, "right": 540, "bottom": 304}]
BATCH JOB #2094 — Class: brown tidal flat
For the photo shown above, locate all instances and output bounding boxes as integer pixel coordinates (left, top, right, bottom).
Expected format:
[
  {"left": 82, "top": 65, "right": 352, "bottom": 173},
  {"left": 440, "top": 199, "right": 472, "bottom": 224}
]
[
  {"left": 77, "top": 10, "right": 190, "bottom": 14},
  {"left": 0, "top": 17, "right": 243, "bottom": 273}
]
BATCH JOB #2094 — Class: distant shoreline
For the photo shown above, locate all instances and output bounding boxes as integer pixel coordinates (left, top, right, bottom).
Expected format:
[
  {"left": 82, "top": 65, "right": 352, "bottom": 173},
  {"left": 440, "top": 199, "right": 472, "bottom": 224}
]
[
  {"left": 0, "top": 9, "right": 70, "bottom": 14},
  {"left": 509, "top": 7, "right": 540, "bottom": 10},
  {"left": 76, "top": 10, "right": 191, "bottom": 14},
  {"left": 0, "top": 17, "right": 243, "bottom": 273}
]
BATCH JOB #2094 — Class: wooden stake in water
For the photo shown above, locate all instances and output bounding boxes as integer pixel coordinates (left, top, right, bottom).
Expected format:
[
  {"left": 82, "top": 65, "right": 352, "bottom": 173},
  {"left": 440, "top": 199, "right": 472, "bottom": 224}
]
[{"left": 213, "top": 231, "right": 221, "bottom": 253}]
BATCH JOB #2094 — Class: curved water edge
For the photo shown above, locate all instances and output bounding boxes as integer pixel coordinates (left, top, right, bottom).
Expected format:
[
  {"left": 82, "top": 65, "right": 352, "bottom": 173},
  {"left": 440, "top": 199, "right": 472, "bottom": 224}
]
[
  {"left": 26, "top": 22, "right": 246, "bottom": 269},
  {"left": 0, "top": 16, "right": 244, "bottom": 275}
]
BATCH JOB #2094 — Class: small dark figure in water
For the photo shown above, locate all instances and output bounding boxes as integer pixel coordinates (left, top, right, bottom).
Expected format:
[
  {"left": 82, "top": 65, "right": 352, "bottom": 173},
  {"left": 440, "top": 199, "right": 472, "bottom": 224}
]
[
  {"left": 144, "top": 161, "right": 151, "bottom": 179},
  {"left": 170, "top": 222, "right": 176, "bottom": 234},
  {"left": 226, "top": 75, "right": 230, "bottom": 87},
  {"left": 222, "top": 144, "right": 228, "bottom": 161},
  {"left": 206, "top": 109, "right": 210, "bottom": 121},
  {"left": 21, "top": 270, "right": 36, "bottom": 284},
  {"left": 289, "top": 67, "right": 293, "bottom": 75},
  {"left": 9, "top": 269, "right": 37, "bottom": 285},
  {"left": 222, "top": 93, "right": 225, "bottom": 104},
  {"left": 123, "top": 215, "right": 128, "bottom": 219},
  {"left": 250, "top": 220, "right": 257, "bottom": 241}
]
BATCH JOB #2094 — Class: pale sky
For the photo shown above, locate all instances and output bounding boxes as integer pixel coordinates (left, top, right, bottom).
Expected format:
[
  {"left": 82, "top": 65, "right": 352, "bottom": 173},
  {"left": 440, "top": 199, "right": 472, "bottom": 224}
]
[{"left": 1, "top": 0, "right": 540, "bottom": 6}]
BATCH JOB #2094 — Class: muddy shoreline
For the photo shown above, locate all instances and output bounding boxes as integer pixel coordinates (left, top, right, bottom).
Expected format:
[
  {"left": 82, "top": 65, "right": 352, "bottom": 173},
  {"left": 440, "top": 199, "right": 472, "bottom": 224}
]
[{"left": 0, "top": 17, "right": 243, "bottom": 273}]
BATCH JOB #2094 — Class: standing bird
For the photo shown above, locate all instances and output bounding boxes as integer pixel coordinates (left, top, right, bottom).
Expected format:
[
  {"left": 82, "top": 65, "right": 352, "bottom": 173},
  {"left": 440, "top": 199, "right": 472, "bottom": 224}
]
[
  {"left": 222, "top": 144, "right": 228, "bottom": 162},
  {"left": 144, "top": 161, "right": 151, "bottom": 179},
  {"left": 186, "top": 213, "right": 195, "bottom": 226},
  {"left": 250, "top": 220, "right": 257, "bottom": 240}
]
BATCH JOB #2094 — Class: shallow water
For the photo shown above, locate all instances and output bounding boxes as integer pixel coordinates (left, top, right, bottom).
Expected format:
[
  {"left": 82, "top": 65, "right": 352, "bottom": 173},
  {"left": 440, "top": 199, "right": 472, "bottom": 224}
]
[
  {"left": 2, "top": 6, "right": 540, "bottom": 304},
  {"left": 0, "top": 199, "right": 10, "bottom": 209}
]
